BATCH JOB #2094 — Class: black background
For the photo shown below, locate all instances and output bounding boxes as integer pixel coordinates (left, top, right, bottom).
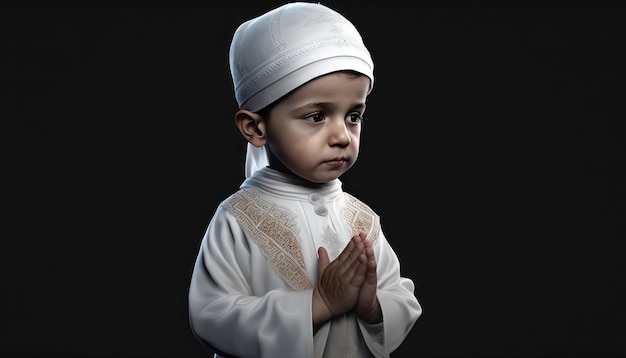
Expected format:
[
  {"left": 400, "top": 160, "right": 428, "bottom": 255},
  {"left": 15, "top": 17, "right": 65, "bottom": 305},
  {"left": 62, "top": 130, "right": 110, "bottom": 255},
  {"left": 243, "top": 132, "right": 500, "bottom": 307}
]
[{"left": 2, "top": 1, "right": 625, "bottom": 357}]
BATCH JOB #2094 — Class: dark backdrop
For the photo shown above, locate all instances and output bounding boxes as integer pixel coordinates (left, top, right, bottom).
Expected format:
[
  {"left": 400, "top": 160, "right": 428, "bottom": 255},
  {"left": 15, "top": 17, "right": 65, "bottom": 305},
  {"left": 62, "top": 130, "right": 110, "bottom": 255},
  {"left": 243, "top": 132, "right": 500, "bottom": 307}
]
[{"left": 2, "top": 1, "right": 624, "bottom": 357}]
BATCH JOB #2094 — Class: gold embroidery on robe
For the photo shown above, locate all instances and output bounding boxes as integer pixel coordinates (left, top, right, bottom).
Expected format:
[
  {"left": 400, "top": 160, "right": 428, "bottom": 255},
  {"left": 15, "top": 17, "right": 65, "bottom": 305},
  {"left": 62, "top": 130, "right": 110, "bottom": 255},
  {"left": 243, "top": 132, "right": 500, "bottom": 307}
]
[
  {"left": 343, "top": 193, "right": 380, "bottom": 245},
  {"left": 222, "top": 188, "right": 313, "bottom": 290}
]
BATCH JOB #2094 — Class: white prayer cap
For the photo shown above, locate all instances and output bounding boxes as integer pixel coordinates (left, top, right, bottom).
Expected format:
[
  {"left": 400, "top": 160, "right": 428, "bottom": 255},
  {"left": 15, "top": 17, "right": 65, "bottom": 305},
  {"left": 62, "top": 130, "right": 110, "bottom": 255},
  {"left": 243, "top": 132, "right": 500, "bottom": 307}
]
[
  {"left": 229, "top": 2, "right": 374, "bottom": 112},
  {"left": 229, "top": 2, "right": 374, "bottom": 178}
]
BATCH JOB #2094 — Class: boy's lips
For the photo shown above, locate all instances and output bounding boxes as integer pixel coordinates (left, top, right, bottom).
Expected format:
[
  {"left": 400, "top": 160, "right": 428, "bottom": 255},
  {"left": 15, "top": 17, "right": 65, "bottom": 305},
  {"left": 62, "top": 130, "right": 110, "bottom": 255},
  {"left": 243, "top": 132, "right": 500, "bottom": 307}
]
[{"left": 323, "top": 157, "right": 349, "bottom": 167}]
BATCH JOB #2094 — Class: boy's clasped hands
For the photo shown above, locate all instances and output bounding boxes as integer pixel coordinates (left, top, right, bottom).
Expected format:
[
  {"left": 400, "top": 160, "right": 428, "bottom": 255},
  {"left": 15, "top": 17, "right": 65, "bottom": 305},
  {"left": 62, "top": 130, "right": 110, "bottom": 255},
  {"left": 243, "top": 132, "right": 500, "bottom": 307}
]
[{"left": 312, "top": 232, "right": 382, "bottom": 329}]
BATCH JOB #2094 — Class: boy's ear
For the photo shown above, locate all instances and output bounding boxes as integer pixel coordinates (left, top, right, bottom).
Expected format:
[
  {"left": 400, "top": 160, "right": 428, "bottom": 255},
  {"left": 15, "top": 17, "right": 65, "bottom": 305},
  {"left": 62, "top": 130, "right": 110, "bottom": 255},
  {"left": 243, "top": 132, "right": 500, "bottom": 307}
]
[{"left": 234, "top": 110, "right": 267, "bottom": 148}]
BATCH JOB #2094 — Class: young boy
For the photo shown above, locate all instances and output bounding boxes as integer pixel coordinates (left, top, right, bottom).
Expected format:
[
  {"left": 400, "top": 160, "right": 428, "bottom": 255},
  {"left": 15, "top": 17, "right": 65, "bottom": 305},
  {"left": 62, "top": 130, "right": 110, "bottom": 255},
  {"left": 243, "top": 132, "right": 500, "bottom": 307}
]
[{"left": 188, "top": 2, "right": 422, "bottom": 357}]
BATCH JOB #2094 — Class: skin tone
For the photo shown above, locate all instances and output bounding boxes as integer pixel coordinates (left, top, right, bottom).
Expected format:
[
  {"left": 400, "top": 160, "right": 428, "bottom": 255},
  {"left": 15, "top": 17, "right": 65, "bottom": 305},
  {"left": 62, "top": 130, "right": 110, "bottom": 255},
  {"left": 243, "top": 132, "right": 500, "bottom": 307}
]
[{"left": 235, "top": 71, "right": 383, "bottom": 330}]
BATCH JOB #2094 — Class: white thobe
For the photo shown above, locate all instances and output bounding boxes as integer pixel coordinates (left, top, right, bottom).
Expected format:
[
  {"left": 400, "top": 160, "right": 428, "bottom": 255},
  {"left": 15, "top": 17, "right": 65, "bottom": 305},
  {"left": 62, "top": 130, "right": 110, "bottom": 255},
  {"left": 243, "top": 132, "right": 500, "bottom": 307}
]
[{"left": 188, "top": 167, "right": 421, "bottom": 357}]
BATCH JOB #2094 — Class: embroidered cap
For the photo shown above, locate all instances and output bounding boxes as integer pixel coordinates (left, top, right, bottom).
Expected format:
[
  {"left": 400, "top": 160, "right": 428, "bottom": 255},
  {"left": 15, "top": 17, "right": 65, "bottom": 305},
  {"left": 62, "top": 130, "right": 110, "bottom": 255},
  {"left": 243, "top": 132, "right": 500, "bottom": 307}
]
[{"left": 229, "top": 2, "right": 374, "bottom": 112}]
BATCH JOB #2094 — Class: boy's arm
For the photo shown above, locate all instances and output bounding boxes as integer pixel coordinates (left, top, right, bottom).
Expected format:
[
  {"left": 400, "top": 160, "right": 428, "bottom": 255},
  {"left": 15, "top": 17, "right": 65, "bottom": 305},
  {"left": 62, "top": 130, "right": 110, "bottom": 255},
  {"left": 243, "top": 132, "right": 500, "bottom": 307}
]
[{"left": 188, "top": 208, "right": 316, "bottom": 357}]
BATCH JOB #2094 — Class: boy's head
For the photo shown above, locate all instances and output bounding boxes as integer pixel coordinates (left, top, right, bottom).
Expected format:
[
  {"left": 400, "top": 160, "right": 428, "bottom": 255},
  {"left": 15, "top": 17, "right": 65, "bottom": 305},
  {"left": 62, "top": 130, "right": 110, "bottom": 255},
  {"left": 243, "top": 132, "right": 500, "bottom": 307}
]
[{"left": 229, "top": 2, "right": 374, "bottom": 179}]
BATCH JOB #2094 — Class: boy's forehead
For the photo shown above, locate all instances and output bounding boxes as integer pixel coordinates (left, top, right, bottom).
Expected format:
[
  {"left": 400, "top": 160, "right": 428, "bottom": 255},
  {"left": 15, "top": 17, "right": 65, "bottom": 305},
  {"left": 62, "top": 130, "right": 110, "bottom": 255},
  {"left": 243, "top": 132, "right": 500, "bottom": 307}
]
[{"left": 273, "top": 71, "right": 370, "bottom": 113}]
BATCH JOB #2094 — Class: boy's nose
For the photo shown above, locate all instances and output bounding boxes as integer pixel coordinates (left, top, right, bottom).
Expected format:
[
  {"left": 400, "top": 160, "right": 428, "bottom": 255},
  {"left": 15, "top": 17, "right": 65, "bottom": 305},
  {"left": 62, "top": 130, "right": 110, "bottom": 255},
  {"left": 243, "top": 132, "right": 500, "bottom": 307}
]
[{"left": 328, "top": 119, "right": 351, "bottom": 147}]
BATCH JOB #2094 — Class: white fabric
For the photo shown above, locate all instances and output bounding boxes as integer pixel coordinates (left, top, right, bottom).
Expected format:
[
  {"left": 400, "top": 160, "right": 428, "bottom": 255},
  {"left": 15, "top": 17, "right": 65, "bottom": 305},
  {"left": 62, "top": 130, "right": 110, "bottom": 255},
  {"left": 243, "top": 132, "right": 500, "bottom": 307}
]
[
  {"left": 244, "top": 143, "right": 269, "bottom": 179},
  {"left": 188, "top": 168, "right": 422, "bottom": 357},
  {"left": 229, "top": 2, "right": 374, "bottom": 112}
]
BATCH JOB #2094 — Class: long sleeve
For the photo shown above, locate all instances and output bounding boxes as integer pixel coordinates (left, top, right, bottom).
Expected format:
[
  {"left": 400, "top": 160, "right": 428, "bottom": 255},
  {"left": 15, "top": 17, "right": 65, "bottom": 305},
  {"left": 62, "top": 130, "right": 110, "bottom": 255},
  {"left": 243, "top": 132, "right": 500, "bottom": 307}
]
[{"left": 188, "top": 208, "right": 316, "bottom": 357}]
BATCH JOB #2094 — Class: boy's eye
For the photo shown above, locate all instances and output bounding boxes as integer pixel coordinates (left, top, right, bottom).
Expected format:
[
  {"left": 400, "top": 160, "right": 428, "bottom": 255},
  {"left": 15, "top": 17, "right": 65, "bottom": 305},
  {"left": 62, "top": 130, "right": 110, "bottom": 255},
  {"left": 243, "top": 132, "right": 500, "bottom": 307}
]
[
  {"left": 303, "top": 112, "right": 325, "bottom": 123},
  {"left": 347, "top": 113, "right": 363, "bottom": 123}
]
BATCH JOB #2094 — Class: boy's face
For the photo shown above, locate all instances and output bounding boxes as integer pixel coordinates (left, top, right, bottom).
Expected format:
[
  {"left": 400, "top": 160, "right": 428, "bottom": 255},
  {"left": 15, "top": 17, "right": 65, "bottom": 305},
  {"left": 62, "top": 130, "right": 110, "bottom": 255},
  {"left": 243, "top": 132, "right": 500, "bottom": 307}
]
[{"left": 264, "top": 71, "right": 370, "bottom": 184}]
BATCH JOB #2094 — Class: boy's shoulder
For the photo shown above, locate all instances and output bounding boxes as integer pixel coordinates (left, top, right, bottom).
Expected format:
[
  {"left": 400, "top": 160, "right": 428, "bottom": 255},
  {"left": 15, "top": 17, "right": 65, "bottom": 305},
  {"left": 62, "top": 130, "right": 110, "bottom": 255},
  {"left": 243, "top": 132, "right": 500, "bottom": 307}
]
[
  {"left": 342, "top": 192, "right": 377, "bottom": 214},
  {"left": 218, "top": 187, "right": 259, "bottom": 208}
]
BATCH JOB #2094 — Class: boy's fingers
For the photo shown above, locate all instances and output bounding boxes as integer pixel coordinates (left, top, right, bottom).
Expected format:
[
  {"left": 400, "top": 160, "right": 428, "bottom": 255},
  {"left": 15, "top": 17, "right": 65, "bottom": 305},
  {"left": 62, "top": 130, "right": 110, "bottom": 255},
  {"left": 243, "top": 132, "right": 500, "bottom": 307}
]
[
  {"left": 334, "top": 235, "right": 362, "bottom": 266},
  {"left": 349, "top": 253, "right": 368, "bottom": 287},
  {"left": 317, "top": 246, "right": 332, "bottom": 280},
  {"left": 338, "top": 239, "right": 364, "bottom": 276}
]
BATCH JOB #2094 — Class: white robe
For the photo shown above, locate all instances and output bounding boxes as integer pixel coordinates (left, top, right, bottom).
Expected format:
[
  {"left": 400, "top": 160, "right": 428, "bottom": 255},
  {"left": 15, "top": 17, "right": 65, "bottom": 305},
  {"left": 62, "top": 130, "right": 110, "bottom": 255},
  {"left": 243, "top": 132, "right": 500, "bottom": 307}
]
[{"left": 188, "top": 167, "right": 421, "bottom": 357}]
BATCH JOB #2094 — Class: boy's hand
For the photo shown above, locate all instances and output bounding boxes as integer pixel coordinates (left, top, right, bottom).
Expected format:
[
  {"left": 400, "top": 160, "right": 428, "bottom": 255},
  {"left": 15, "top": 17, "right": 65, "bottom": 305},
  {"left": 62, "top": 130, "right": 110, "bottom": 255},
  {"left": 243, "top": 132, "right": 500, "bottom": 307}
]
[
  {"left": 355, "top": 233, "right": 383, "bottom": 324},
  {"left": 314, "top": 235, "right": 367, "bottom": 321}
]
